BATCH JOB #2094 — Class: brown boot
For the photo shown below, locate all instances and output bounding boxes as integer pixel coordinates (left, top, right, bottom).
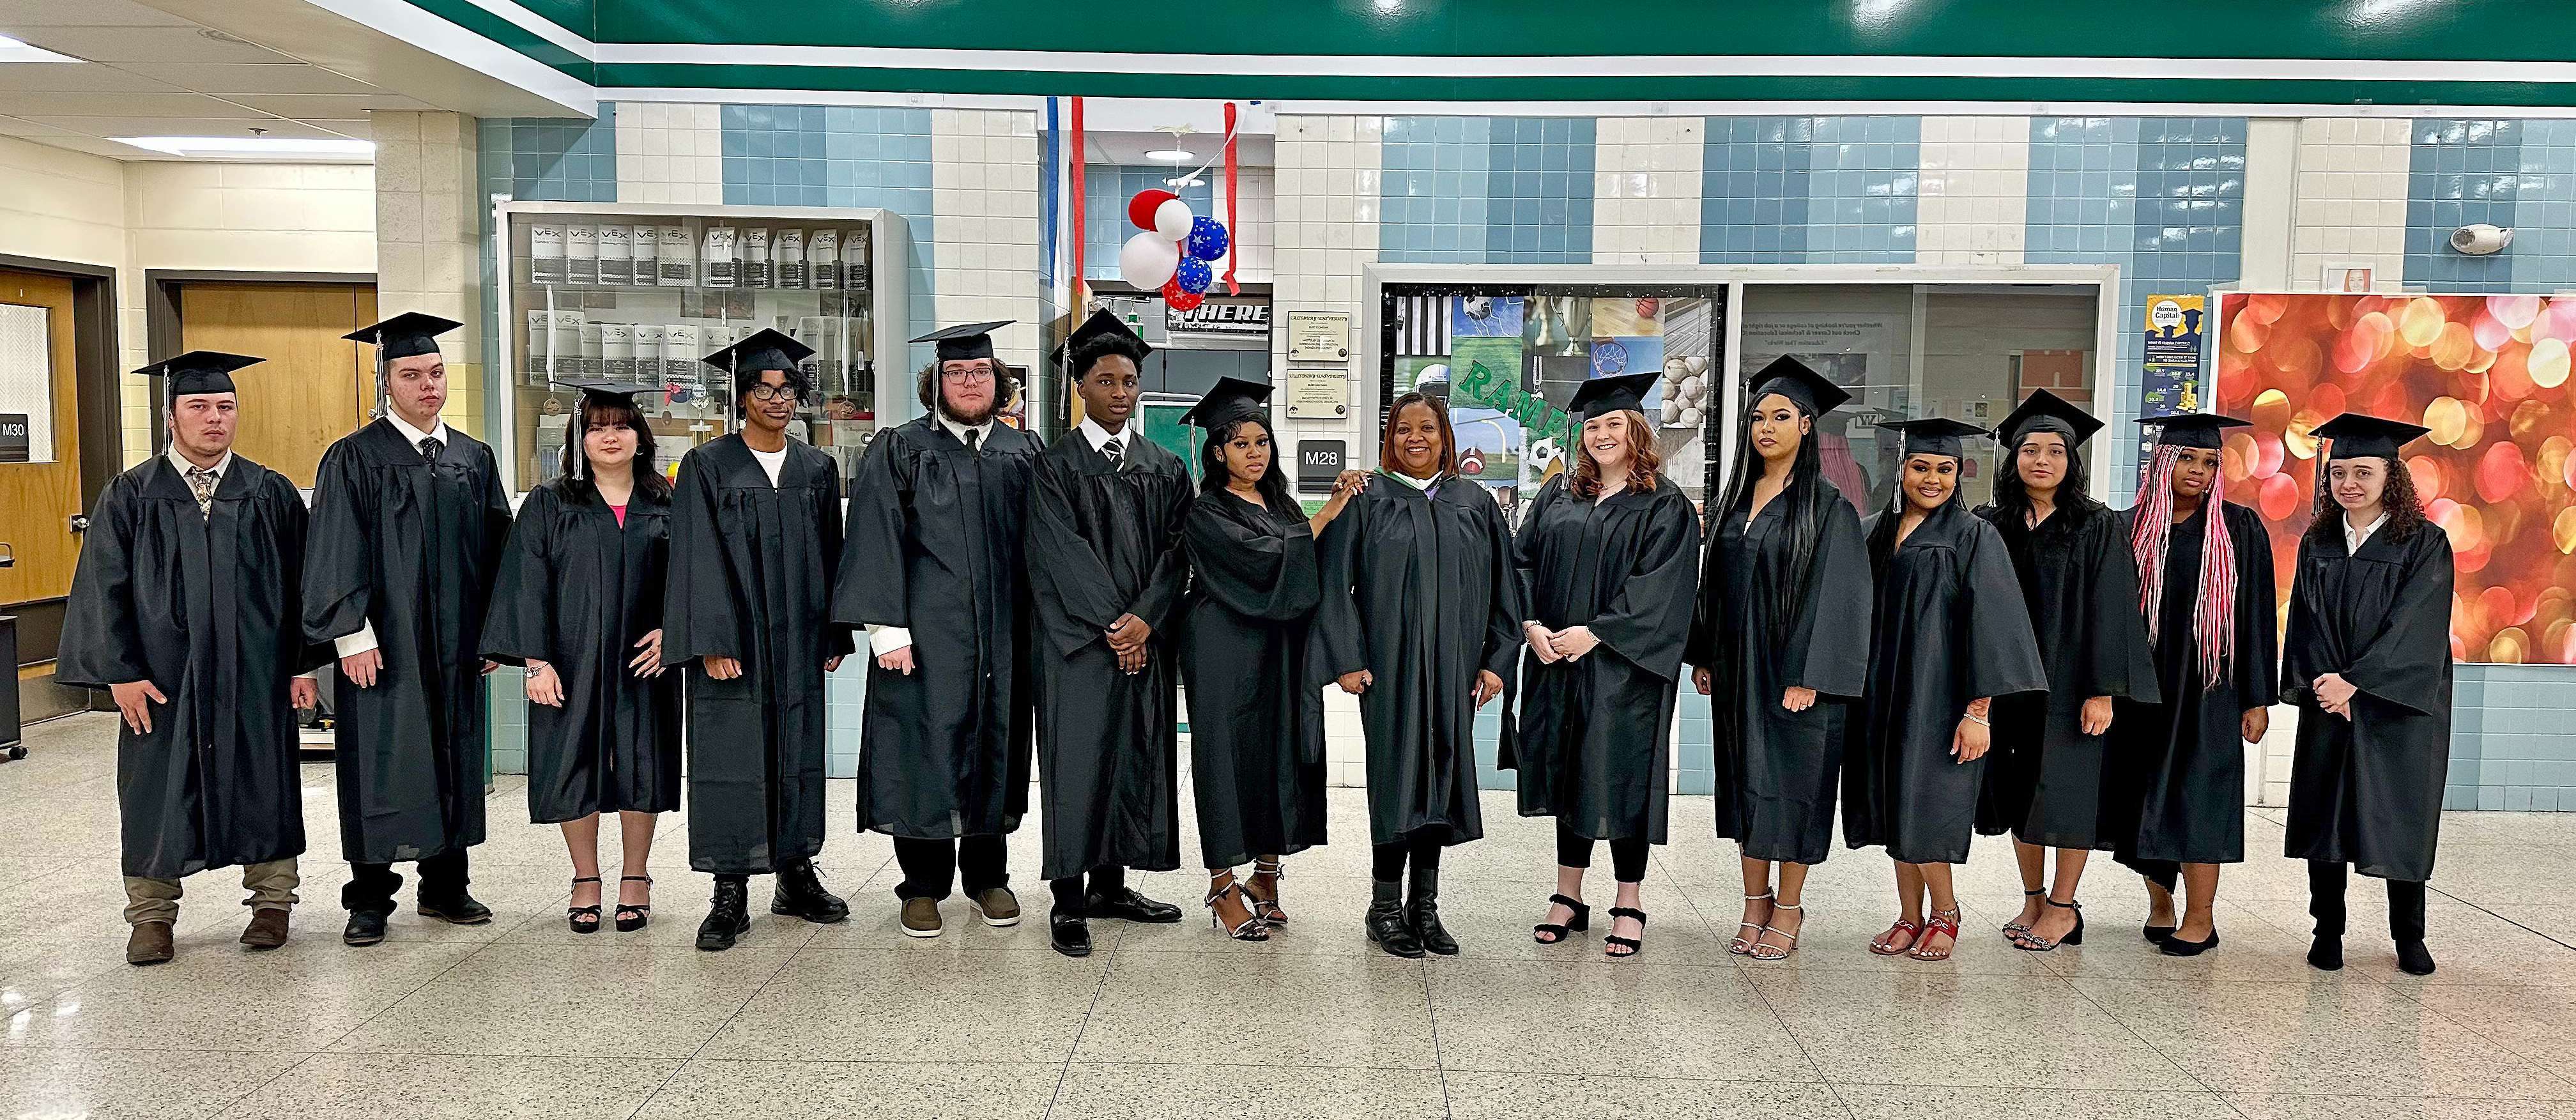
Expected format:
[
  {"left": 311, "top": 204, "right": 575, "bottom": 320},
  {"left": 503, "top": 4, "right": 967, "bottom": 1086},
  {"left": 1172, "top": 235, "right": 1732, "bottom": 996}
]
[
  {"left": 126, "top": 921, "right": 176, "bottom": 965},
  {"left": 241, "top": 906, "right": 291, "bottom": 949}
]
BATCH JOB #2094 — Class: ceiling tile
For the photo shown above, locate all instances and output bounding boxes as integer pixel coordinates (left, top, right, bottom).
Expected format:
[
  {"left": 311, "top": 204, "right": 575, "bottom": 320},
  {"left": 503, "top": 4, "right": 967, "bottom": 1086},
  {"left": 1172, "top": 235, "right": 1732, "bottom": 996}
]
[
  {"left": 0, "top": 113, "right": 88, "bottom": 138},
  {"left": 219, "top": 92, "right": 439, "bottom": 116},
  {"left": 0, "top": 91, "right": 268, "bottom": 118},
  {"left": 0, "top": 62, "right": 183, "bottom": 93},
  {"left": 13, "top": 25, "right": 300, "bottom": 65},
  {"left": 0, "top": 0, "right": 195, "bottom": 28},
  {"left": 134, "top": 62, "right": 382, "bottom": 95}
]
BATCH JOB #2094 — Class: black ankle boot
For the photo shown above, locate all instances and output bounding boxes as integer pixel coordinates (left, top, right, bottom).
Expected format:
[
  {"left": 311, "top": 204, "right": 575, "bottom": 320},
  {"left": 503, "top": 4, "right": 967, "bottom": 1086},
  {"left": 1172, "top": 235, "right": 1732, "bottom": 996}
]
[
  {"left": 698, "top": 877, "right": 750, "bottom": 951},
  {"left": 2395, "top": 939, "right": 2437, "bottom": 976},
  {"left": 771, "top": 860, "right": 849, "bottom": 923},
  {"left": 1408, "top": 867, "right": 1457, "bottom": 956},
  {"left": 2308, "top": 934, "right": 2343, "bottom": 972},
  {"left": 1365, "top": 879, "right": 1423, "bottom": 958}
]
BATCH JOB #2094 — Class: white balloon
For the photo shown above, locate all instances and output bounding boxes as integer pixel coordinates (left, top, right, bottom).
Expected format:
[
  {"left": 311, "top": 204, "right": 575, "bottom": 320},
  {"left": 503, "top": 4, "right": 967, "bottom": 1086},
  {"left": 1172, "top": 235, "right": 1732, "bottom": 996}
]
[
  {"left": 1154, "top": 197, "right": 1195, "bottom": 243},
  {"left": 1119, "top": 231, "right": 1179, "bottom": 289}
]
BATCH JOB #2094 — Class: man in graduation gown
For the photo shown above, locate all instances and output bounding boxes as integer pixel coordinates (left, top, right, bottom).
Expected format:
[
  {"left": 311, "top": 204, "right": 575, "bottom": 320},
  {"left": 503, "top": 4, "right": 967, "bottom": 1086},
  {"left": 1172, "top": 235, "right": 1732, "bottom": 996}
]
[
  {"left": 305, "top": 313, "right": 513, "bottom": 946},
  {"left": 837, "top": 321, "right": 1039, "bottom": 939},
  {"left": 2283, "top": 413, "right": 2455, "bottom": 976},
  {"left": 1025, "top": 311, "right": 1191, "bottom": 956},
  {"left": 661, "top": 330, "right": 854, "bottom": 951},
  {"left": 59, "top": 353, "right": 327, "bottom": 964}
]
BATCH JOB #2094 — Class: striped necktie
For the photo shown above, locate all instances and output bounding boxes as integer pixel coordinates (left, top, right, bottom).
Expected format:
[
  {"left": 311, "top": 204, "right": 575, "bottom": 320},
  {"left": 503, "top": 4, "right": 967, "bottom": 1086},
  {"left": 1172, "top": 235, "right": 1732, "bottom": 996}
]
[{"left": 1101, "top": 436, "right": 1122, "bottom": 463}]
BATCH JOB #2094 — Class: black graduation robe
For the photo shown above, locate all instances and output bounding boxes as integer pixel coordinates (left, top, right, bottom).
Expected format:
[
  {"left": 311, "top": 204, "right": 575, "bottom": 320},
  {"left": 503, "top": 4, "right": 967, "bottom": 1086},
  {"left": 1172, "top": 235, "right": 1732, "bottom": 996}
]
[
  {"left": 1688, "top": 483, "right": 1873, "bottom": 865},
  {"left": 1177, "top": 490, "right": 1328, "bottom": 870},
  {"left": 835, "top": 416, "right": 1037, "bottom": 840},
  {"left": 58, "top": 455, "right": 326, "bottom": 879},
  {"left": 2281, "top": 518, "right": 2454, "bottom": 883},
  {"left": 661, "top": 434, "right": 853, "bottom": 874},
  {"left": 303, "top": 420, "right": 512, "bottom": 864},
  {"left": 1025, "top": 429, "right": 1192, "bottom": 880},
  {"left": 481, "top": 480, "right": 682, "bottom": 824},
  {"left": 1842, "top": 502, "right": 2048, "bottom": 864},
  {"left": 1501, "top": 476, "right": 1701, "bottom": 844},
  {"left": 2108, "top": 500, "right": 2277, "bottom": 867},
  {"left": 1312, "top": 473, "right": 1523, "bottom": 848},
  {"left": 1975, "top": 502, "right": 2161, "bottom": 848}
]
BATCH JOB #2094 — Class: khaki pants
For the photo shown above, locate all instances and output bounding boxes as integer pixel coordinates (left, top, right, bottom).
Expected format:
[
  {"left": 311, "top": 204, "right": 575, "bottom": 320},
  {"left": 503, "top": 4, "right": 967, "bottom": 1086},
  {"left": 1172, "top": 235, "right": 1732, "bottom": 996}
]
[{"left": 123, "top": 858, "right": 301, "bottom": 926}]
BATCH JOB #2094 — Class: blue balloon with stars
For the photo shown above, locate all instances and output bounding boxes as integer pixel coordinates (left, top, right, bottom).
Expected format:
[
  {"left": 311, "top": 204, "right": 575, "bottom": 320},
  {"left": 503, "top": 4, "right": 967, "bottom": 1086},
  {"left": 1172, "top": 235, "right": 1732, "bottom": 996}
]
[
  {"left": 1174, "top": 256, "right": 1213, "bottom": 295},
  {"left": 1186, "top": 216, "right": 1230, "bottom": 262}
]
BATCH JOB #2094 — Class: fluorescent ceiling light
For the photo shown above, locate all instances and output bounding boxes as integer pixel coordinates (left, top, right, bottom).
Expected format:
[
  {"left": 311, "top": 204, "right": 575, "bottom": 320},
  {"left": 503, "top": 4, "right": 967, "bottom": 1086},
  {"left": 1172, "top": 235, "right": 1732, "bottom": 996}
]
[
  {"left": 1144, "top": 148, "right": 1195, "bottom": 161},
  {"left": 0, "top": 35, "right": 86, "bottom": 63},
  {"left": 113, "top": 136, "right": 375, "bottom": 160}
]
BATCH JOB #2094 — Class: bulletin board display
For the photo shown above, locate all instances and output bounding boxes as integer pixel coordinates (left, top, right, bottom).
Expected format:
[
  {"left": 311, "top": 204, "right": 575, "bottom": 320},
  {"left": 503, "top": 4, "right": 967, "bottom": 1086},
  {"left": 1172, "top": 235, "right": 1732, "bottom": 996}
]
[{"left": 2211, "top": 292, "right": 2576, "bottom": 664}]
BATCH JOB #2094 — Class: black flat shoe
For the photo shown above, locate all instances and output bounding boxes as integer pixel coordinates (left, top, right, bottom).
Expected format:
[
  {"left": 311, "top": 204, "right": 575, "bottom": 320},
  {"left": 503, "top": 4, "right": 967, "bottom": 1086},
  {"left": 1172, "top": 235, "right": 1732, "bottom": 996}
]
[
  {"left": 1050, "top": 910, "right": 1093, "bottom": 958},
  {"left": 2308, "top": 935, "right": 2344, "bottom": 971},
  {"left": 2396, "top": 939, "right": 2437, "bottom": 976},
  {"left": 417, "top": 894, "right": 493, "bottom": 924},
  {"left": 1087, "top": 886, "right": 1183, "bottom": 924},
  {"left": 2143, "top": 923, "right": 2176, "bottom": 944},
  {"left": 344, "top": 910, "right": 388, "bottom": 946},
  {"left": 2159, "top": 930, "right": 2220, "bottom": 956}
]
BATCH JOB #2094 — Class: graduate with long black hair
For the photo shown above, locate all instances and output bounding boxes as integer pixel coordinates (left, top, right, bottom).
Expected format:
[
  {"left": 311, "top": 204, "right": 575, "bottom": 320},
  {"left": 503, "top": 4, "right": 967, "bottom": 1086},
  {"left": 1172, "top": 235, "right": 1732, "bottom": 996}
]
[
  {"left": 1975, "top": 390, "right": 2159, "bottom": 953},
  {"left": 1506, "top": 372, "right": 1701, "bottom": 960},
  {"left": 482, "top": 383, "right": 681, "bottom": 935},
  {"left": 2110, "top": 413, "right": 2276, "bottom": 956},
  {"left": 1682, "top": 357, "right": 1871, "bottom": 963},
  {"left": 2284, "top": 413, "right": 2453, "bottom": 978},
  {"left": 1174, "top": 378, "right": 1367, "bottom": 942},
  {"left": 1844, "top": 418, "right": 2046, "bottom": 963},
  {"left": 1312, "top": 392, "right": 1522, "bottom": 959}
]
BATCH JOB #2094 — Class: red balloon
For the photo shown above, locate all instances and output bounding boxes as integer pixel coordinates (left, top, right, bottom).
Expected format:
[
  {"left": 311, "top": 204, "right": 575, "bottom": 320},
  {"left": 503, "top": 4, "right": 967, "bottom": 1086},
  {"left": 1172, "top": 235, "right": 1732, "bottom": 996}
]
[
  {"left": 1163, "top": 277, "right": 1205, "bottom": 311},
  {"left": 1129, "top": 190, "right": 1179, "bottom": 232}
]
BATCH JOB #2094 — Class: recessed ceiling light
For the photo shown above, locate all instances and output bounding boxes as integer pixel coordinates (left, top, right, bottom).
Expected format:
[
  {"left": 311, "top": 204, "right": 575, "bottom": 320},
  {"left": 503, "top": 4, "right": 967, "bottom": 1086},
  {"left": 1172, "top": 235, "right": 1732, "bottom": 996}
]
[
  {"left": 113, "top": 136, "right": 375, "bottom": 160},
  {"left": 1144, "top": 149, "right": 1195, "bottom": 162},
  {"left": 0, "top": 35, "right": 84, "bottom": 62}
]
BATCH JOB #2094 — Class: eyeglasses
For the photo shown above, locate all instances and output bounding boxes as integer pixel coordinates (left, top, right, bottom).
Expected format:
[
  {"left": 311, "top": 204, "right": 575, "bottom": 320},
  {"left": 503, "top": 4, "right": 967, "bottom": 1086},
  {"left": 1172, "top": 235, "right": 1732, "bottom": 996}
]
[
  {"left": 940, "top": 367, "right": 996, "bottom": 386},
  {"left": 746, "top": 385, "right": 800, "bottom": 402}
]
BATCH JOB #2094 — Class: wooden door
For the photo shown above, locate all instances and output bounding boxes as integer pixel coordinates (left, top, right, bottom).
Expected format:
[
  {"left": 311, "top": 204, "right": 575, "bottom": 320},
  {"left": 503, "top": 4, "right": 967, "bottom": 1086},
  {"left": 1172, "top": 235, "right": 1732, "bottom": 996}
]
[
  {"left": 179, "top": 283, "right": 378, "bottom": 487},
  {"left": 0, "top": 270, "right": 81, "bottom": 608}
]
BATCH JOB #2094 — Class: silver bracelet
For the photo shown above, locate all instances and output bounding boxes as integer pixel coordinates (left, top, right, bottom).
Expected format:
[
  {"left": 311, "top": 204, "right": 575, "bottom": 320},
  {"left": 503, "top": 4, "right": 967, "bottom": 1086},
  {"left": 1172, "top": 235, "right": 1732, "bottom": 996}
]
[{"left": 1963, "top": 711, "right": 1989, "bottom": 726}]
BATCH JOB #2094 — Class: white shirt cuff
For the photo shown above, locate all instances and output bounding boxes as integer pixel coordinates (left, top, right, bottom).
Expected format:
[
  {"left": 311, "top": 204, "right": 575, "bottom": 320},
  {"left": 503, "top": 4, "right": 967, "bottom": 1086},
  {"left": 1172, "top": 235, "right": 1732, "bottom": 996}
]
[
  {"left": 867, "top": 625, "right": 912, "bottom": 656},
  {"left": 293, "top": 671, "right": 317, "bottom": 680},
  {"left": 334, "top": 623, "right": 379, "bottom": 659}
]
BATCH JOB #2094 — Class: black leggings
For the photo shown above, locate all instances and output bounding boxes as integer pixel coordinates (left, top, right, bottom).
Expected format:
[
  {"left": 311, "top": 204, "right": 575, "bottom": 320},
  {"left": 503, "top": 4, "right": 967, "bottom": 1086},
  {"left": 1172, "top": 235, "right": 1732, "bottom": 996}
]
[
  {"left": 1371, "top": 831, "right": 1447, "bottom": 882},
  {"left": 1556, "top": 825, "right": 1650, "bottom": 883}
]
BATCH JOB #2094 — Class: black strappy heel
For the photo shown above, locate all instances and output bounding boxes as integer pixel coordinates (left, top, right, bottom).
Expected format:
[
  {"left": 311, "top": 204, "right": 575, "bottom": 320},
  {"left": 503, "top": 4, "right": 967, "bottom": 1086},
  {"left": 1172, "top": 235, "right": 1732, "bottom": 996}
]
[
  {"left": 615, "top": 875, "right": 654, "bottom": 933},
  {"left": 1604, "top": 907, "right": 1648, "bottom": 959},
  {"left": 1532, "top": 893, "right": 1591, "bottom": 944},
  {"left": 1245, "top": 860, "right": 1289, "bottom": 927},
  {"left": 2011, "top": 897, "right": 2085, "bottom": 951},
  {"left": 567, "top": 877, "right": 602, "bottom": 934},
  {"left": 2002, "top": 887, "right": 2043, "bottom": 934}
]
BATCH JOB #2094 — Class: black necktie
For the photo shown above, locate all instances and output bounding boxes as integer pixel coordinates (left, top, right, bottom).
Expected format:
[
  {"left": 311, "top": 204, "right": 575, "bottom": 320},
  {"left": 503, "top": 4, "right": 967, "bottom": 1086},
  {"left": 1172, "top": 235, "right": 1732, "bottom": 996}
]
[
  {"left": 418, "top": 436, "right": 440, "bottom": 465},
  {"left": 965, "top": 429, "right": 981, "bottom": 454},
  {"left": 1101, "top": 436, "right": 1122, "bottom": 463}
]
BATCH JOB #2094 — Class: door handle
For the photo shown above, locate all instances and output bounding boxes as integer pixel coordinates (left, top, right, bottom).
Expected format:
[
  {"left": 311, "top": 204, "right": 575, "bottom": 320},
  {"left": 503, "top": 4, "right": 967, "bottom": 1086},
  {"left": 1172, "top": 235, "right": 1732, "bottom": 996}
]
[
  {"left": 68, "top": 514, "right": 90, "bottom": 532},
  {"left": 0, "top": 542, "right": 12, "bottom": 567}
]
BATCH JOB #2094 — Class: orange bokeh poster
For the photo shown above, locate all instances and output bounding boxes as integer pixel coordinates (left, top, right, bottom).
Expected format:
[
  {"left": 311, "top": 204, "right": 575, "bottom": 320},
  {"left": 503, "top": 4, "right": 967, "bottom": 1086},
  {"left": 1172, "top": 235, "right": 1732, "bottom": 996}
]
[{"left": 2211, "top": 293, "right": 2576, "bottom": 665}]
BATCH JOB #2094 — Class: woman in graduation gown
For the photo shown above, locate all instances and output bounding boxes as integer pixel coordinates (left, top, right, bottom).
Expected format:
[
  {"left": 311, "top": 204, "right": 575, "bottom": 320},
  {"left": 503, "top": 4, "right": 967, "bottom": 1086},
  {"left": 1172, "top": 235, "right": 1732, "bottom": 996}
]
[
  {"left": 2109, "top": 413, "right": 2276, "bottom": 956},
  {"left": 1175, "top": 378, "right": 1366, "bottom": 942},
  {"left": 1313, "top": 392, "right": 1523, "bottom": 959},
  {"left": 1843, "top": 418, "right": 2047, "bottom": 962},
  {"left": 482, "top": 384, "right": 681, "bottom": 934},
  {"left": 1974, "top": 390, "right": 2159, "bottom": 953},
  {"left": 2284, "top": 413, "right": 2454, "bottom": 978},
  {"left": 1683, "top": 357, "right": 1871, "bottom": 963},
  {"left": 1508, "top": 372, "right": 1701, "bottom": 960}
]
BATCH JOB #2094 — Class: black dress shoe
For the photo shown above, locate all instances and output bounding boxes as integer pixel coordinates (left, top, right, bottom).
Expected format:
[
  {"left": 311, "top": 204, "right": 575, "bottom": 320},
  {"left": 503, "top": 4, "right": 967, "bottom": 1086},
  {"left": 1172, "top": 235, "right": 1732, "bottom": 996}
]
[
  {"left": 2395, "top": 939, "right": 2437, "bottom": 976},
  {"left": 2159, "top": 930, "right": 2221, "bottom": 956},
  {"left": 1365, "top": 885, "right": 1423, "bottom": 959},
  {"left": 2308, "top": 935, "right": 2344, "bottom": 971},
  {"left": 698, "top": 878, "right": 751, "bottom": 951},
  {"left": 1087, "top": 886, "right": 1182, "bottom": 924},
  {"left": 1050, "top": 910, "right": 1093, "bottom": 957},
  {"left": 770, "top": 861, "right": 850, "bottom": 923},
  {"left": 417, "top": 893, "right": 493, "bottom": 924},
  {"left": 344, "top": 910, "right": 389, "bottom": 946}
]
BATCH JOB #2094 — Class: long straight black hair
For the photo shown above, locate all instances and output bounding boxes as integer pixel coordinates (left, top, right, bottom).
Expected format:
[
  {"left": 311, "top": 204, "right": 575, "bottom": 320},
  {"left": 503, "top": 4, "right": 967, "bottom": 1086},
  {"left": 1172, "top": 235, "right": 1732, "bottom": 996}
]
[
  {"left": 1197, "top": 411, "right": 1298, "bottom": 516},
  {"left": 1710, "top": 393, "right": 1828, "bottom": 657},
  {"left": 1989, "top": 427, "right": 2102, "bottom": 525},
  {"left": 560, "top": 395, "right": 670, "bottom": 505}
]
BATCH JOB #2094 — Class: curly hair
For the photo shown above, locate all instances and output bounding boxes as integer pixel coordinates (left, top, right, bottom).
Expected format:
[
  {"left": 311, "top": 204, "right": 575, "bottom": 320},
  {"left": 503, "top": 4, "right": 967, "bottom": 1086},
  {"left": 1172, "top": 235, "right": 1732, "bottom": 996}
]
[
  {"left": 2306, "top": 452, "right": 2427, "bottom": 546},
  {"left": 914, "top": 358, "right": 1022, "bottom": 420},
  {"left": 1381, "top": 392, "right": 1460, "bottom": 478},
  {"left": 1568, "top": 409, "right": 1660, "bottom": 498}
]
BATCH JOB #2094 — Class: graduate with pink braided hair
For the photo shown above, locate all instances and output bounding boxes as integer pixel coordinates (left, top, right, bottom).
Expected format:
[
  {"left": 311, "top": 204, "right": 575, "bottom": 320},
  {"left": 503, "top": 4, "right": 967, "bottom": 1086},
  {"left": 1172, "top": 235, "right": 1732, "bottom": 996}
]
[{"left": 2108, "top": 413, "right": 2277, "bottom": 957}]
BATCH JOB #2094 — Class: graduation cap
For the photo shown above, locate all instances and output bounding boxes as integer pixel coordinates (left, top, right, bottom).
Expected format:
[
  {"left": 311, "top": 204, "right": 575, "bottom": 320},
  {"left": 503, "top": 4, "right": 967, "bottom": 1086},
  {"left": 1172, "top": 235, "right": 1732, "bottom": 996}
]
[
  {"left": 2136, "top": 412, "right": 2251, "bottom": 450},
  {"left": 137, "top": 351, "right": 262, "bottom": 398},
  {"left": 1567, "top": 372, "right": 1659, "bottom": 420},
  {"left": 913, "top": 320, "right": 1014, "bottom": 364},
  {"left": 344, "top": 311, "right": 461, "bottom": 361},
  {"left": 1055, "top": 309, "right": 1153, "bottom": 370},
  {"left": 1744, "top": 356, "right": 1852, "bottom": 417},
  {"left": 702, "top": 328, "right": 816, "bottom": 388},
  {"left": 1997, "top": 388, "right": 2103, "bottom": 448},
  {"left": 1876, "top": 417, "right": 1990, "bottom": 459},
  {"left": 2313, "top": 412, "right": 2432, "bottom": 461},
  {"left": 1180, "top": 376, "right": 1273, "bottom": 429}
]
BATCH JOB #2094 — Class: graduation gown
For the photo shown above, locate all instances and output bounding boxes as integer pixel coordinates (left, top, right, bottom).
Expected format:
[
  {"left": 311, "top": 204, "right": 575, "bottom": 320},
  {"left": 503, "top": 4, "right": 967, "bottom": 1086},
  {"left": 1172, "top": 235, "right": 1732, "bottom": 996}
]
[
  {"left": 2281, "top": 519, "right": 2453, "bottom": 883},
  {"left": 303, "top": 420, "right": 512, "bottom": 864},
  {"left": 1025, "top": 429, "right": 1192, "bottom": 879},
  {"left": 58, "top": 456, "right": 326, "bottom": 878},
  {"left": 1501, "top": 476, "right": 1701, "bottom": 844},
  {"left": 1177, "top": 490, "right": 1328, "bottom": 870},
  {"left": 1975, "top": 502, "right": 2161, "bottom": 848},
  {"left": 1688, "top": 484, "right": 1873, "bottom": 865},
  {"left": 2108, "top": 501, "right": 2276, "bottom": 866},
  {"left": 481, "top": 481, "right": 682, "bottom": 824},
  {"left": 661, "top": 434, "right": 853, "bottom": 874},
  {"left": 1312, "top": 473, "right": 1522, "bottom": 848},
  {"left": 835, "top": 416, "right": 1038, "bottom": 840},
  {"left": 1841, "top": 503, "right": 2047, "bottom": 864}
]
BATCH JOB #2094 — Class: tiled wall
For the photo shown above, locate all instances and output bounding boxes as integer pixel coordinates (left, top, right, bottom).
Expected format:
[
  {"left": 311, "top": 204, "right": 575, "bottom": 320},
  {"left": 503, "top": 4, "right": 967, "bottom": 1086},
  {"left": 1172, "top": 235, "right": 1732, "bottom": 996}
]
[
  {"left": 615, "top": 102, "right": 724, "bottom": 205},
  {"left": 2450, "top": 664, "right": 2576, "bottom": 811},
  {"left": 1916, "top": 116, "right": 2031, "bottom": 266},
  {"left": 1699, "top": 116, "right": 1920, "bottom": 265},
  {"left": 2406, "top": 119, "right": 2576, "bottom": 293},
  {"left": 1593, "top": 117, "right": 1703, "bottom": 265},
  {"left": 1378, "top": 116, "right": 1595, "bottom": 265},
  {"left": 2292, "top": 117, "right": 2410, "bottom": 286}
]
